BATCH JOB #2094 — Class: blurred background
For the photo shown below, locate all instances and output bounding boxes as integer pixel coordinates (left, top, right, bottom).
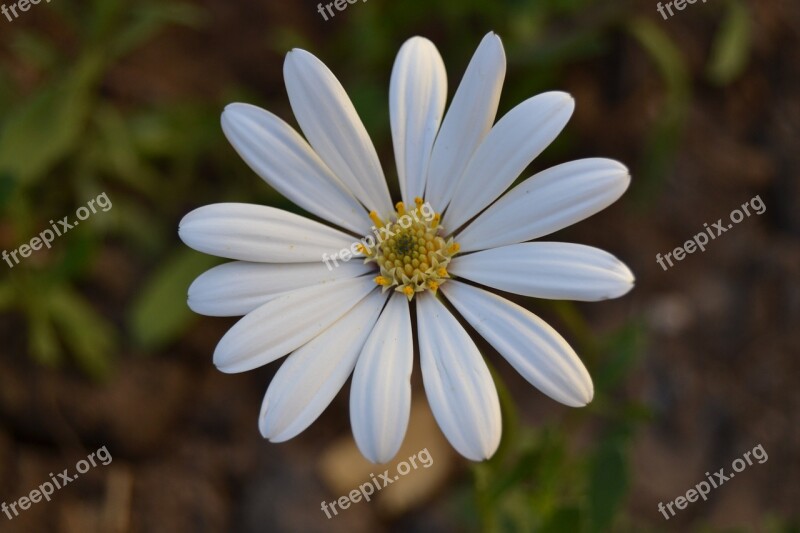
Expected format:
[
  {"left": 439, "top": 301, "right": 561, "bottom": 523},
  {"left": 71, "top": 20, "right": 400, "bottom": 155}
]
[{"left": 0, "top": 0, "right": 797, "bottom": 531}]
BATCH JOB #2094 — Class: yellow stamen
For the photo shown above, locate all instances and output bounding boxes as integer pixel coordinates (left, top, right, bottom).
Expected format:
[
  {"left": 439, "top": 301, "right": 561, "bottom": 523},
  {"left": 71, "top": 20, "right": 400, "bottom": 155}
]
[
  {"left": 369, "top": 211, "right": 384, "bottom": 228},
  {"left": 364, "top": 198, "right": 459, "bottom": 301}
]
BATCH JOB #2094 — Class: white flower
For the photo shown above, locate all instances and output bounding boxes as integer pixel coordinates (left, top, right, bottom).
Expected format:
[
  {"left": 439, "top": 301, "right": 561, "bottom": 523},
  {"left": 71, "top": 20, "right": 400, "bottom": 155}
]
[{"left": 179, "top": 33, "right": 634, "bottom": 463}]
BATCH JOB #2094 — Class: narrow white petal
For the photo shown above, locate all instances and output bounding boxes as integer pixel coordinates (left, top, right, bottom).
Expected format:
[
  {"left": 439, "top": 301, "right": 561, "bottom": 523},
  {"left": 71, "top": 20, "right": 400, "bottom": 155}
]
[
  {"left": 457, "top": 159, "right": 631, "bottom": 252},
  {"left": 449, "top": 243, "right": 635, "bottom": 301},
  {"left": 284, "top": 49, "right": 394, "bottom": 217},
  {"left": 259, "top": 290, "right": 388, "bottom": 442},
  {"left": 444, "top": 92, "right": 575, "bottom": 232},
  {"left": 390, "top": 37, "right": 447, "bottom": 205},
  {"left": 426, "top": 32, "right": 506, "bottom": 211},
  {"left": 179, "top": 203, "right": 357, "bottom": 263},
  {"left": 213, "top": 276, "right": 376, "bottom": 373},
  {"left": 441, "top": 281, "right": 593, "bottom": 407},
  {"left": 188, "top": 260, "right": 372, "bottom": 317},
  {"left": 416, "top": 292, "right": 501, "bottom": 461},
  {"left": 221, "top": 103, "right": 371, "bottom": 235},
  {"left": 350, "top": 293, "right": 413, "bottom": 463}
]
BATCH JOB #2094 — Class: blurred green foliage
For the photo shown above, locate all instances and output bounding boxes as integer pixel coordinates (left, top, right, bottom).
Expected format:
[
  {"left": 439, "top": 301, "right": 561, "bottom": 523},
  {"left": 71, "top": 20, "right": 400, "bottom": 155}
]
[
  {"left": 465, "top": 314, "right": 648, "bottom": 532},
  {"left": 0, "top": 0, "right": 223, "bottom": 376}
]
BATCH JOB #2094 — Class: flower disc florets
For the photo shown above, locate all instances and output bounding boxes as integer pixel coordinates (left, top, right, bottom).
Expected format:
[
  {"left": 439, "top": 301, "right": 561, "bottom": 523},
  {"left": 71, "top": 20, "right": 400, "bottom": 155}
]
[{"left": 364, "top": 198, "right": 459, "bottom": 300}]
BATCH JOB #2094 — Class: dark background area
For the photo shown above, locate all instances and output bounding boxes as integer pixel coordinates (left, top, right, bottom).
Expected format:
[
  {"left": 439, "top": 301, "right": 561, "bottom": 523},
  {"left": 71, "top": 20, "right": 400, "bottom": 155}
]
[{"left": 0, "top": 0, "right": 797, "bottom": 531}]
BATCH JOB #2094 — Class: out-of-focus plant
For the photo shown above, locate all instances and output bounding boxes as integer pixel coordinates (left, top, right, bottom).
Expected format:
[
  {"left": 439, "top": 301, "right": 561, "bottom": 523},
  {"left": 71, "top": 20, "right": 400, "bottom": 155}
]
[
  {"left": 627, "top": 0, "right": 752, "bottom": 204},
  {"left": 465, "top": 308, "right": 648, "bottom": 533},
  {"left": 0, "top": 0, "right": 214, "bottom": 377}
]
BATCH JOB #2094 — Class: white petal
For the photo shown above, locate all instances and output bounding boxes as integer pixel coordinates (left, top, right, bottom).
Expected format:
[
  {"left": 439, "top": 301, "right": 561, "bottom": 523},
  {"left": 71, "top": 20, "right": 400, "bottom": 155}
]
[
  {"left": 284, "top": 49, "right": 394, "bottom": 217},
  {"left": 390, "top": 37, "right": 447, "bottom": 205},
  {"left": 221, "top": 103, "right": 370, "bottom": 235},
  {"left": 259, "top": 289, "right": 388, "bottom": 442},
  {"left": 457, "top": 159, "right": 630, "bottom": 252},
  {"left": 426, "top": 32, "right": 505, "bottom": 211},
  {"left": 350, "top": 293, "right": 413, "bottom": 463},
  {"left": 449, "top": 242, "right": 635, "bottom": 301},
  {"left": 416, "top": 292, "right": 501, "bottom": 461},
  {"left": 444, "top": 92, "right": 575, "bottom": 232},
  {"left": 188, "top": 260, "right": 372, "bottom": 317},
  {"left": 179, "top": 203, "right": 357, "bottom": 263},
  {"left": 213, "top": 276, "right": 376, "bottom": 373},
  {"left": 441, "top": 281, "right": 593, "bottom": 407}
]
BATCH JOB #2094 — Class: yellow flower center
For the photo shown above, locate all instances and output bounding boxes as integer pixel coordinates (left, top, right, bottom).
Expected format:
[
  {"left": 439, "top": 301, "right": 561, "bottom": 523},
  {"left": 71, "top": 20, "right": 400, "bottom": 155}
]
[{"left": 365, "top": 198, "right": 458, "bottom": 300}]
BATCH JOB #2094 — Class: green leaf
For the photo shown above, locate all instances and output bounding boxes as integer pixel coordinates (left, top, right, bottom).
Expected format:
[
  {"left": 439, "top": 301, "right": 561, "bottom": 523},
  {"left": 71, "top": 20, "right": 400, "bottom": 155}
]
[
  {"left": 109, "top": 3, "right": 205, "bottom": 59},
  {"left": 11, "top": 31, "right": 59, "bottom": 71},
  {"left": 594, "top": 322, "right": 646, "bottom": 393},
  {"left": 48, "top": 286, "right": 117, "bottom": 380},
  {"left": 0, "top": 281, "right": 14, "bottom": 311},
  {"left": 28, "top": 309, "right": 62, "bottom": 367},
  {"left": 586, "top": 439, "right": 629, "bottom": 532},
  {"left": 128, "top": 249, "right": 218, "bottom": 349},
  {"left": 539, "top": 506, "right": 582, "bottom": 533},
  {"left": 0, "top": 172, "right": 17, "bottom": 214},
  {"left": 707, "top": 0, "right": 751, "bottom": 85},
  {"left": 627, "top": 18, "right": 691, "bottom": 204},
  {"left": 0, "top": 53, "right": 103, "bottom": 185},
  {"left": 92, "top": 105, "right": 160, "bottom": 195}
]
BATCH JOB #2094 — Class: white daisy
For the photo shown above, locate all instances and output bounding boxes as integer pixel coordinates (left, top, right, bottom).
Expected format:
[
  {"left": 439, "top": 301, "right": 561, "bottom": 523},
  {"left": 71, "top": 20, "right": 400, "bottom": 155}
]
[{"left": 179, "top": 33, "right": 634, "bottom": 463}]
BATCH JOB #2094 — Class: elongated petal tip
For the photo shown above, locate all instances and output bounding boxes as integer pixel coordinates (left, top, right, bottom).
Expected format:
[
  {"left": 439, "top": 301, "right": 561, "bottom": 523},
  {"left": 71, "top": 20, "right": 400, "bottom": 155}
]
[
  {"left": 220, "top": 102, "right": 256, "bottom": 133},
  {"left": 548, "top": 91, "right": 575, "bottom": 113},
  {"left": 562, "top": 368, "right": 594, "bottom": 407},
  {"left": 478, "top": 31, "right": 503, "bottom": 53},
  {"left": 177, "top": 209, "right": 200, "bottom": 244},
  {"left": 403, "top": 35, "right": 435, "bottom": 46},
  {"left": 575, "top": 379, "right": 594, "bottom": 407},
  {"left": 607, "top": 260, "right": 636, "bottom": 299}
]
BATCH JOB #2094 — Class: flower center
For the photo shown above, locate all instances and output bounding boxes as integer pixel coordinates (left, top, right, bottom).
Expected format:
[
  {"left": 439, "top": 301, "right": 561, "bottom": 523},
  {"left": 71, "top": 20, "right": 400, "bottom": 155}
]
[{"left": 364, "top": 198, "right": 459, "bottom": 301}]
